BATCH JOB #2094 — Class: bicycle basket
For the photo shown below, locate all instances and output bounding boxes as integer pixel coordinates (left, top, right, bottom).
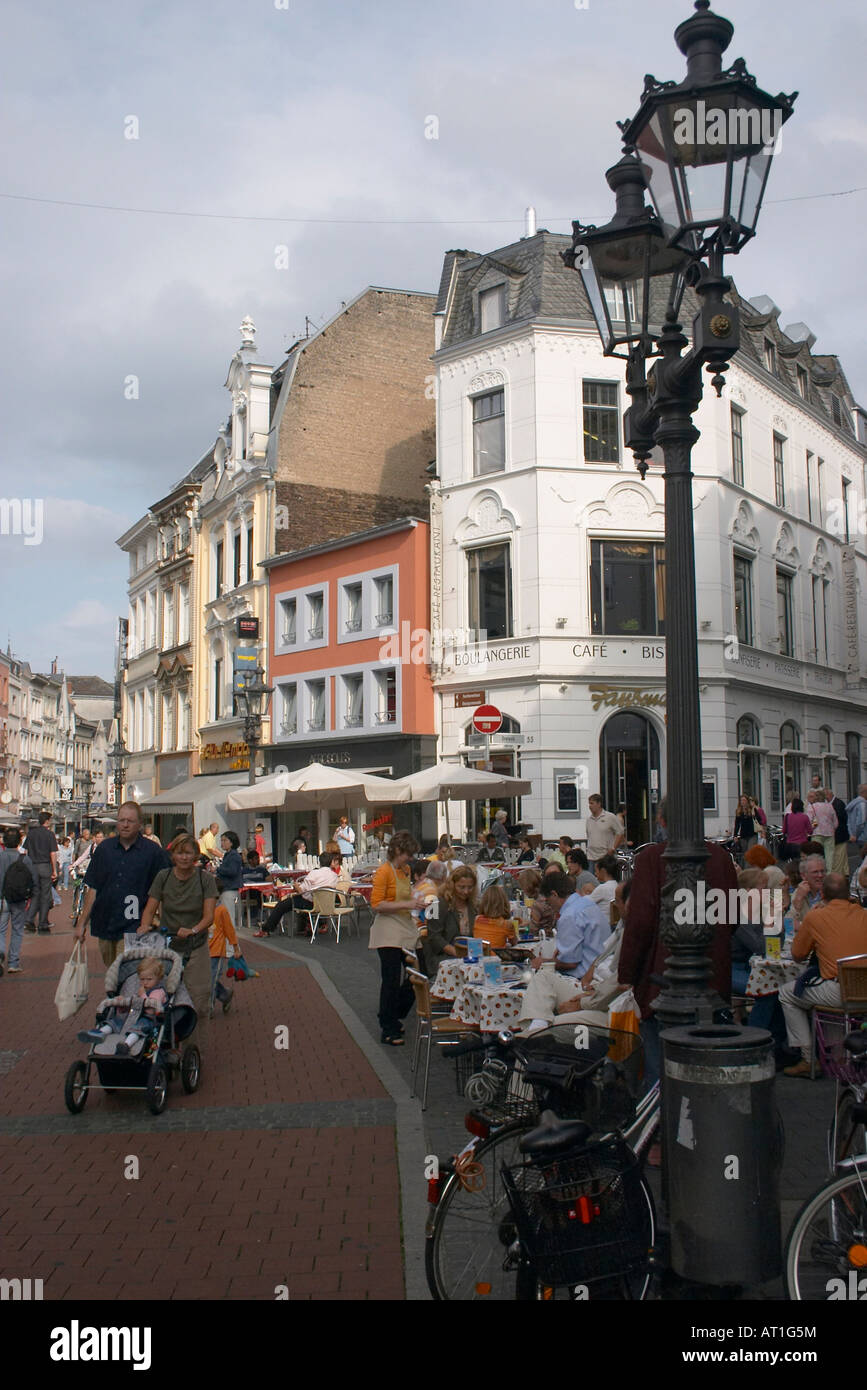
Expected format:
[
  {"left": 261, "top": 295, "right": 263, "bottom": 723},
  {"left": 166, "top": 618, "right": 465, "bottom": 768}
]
[
  {"left": 516, "top": 1023, "right": 644, "bottom": 1131},
  {"left": 501, "top": 1136, "right": 650, "bottom": 1287}
]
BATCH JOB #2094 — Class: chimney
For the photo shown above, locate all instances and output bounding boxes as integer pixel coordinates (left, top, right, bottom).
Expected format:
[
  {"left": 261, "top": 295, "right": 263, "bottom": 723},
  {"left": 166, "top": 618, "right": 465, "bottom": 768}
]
[{"left": 524, "top": 206, "right": 537, "bottom": 238}]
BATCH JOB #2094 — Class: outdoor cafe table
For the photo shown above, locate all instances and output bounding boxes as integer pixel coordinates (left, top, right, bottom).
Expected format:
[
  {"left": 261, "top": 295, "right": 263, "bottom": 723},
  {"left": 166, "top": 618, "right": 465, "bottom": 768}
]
[
  {"left": 432, "top": 957, "right": 526, "bottom": 998},
  {"left": 746, "top": 953, "right": 802, "bottom": 998},
  {"left": 451, "top": 977, "right": 528, "bottom": 1032},
  {"left": 239, "top": 880, "right": 294, "bottom": 931}
]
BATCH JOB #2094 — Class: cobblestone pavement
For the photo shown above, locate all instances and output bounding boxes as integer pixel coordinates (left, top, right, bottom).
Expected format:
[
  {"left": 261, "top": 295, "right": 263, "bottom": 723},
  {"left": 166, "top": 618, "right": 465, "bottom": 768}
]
[
  {"left": 250, "top": 906, "right": 838, "bottom": 1299},
  {"left": 0, "top": 895, "right": 841, "bottom": 1301},
  {"left": 0, "top": 899, "right": 406, "bottom": 1301}
]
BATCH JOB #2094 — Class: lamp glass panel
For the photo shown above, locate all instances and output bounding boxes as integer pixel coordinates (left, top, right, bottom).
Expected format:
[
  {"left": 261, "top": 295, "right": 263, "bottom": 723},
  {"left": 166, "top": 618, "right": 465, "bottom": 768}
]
[
  {"left": 579, "top": 261, "right": 616, "bottom": 351},
  {"left": 635, "top": 110, "right": 681, "bottom": 232},
  {"left": 680, "top": 157, "right": 731, "bottom": 227},
  {"left": 736, "top": 145, "right": 774, "bottom": 231}
]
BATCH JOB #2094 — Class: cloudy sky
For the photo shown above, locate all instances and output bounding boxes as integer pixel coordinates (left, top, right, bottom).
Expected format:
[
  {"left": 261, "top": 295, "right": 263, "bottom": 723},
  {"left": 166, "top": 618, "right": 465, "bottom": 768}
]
[{"left": 2, "top": 0, "right": 864, "bottom": 679}]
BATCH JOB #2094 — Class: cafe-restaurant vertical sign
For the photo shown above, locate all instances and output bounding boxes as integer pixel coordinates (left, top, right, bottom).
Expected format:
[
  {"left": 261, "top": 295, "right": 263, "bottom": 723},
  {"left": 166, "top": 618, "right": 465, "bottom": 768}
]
[{"left": 842, "top": 546, "right": 860, "bottom": 687}]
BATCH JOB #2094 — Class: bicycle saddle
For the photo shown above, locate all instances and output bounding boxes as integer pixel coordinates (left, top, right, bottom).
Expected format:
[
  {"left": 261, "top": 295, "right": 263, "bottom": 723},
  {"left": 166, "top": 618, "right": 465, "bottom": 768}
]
[
  {"left": 519, "top": 1110, "right": 592, "bottom": 1159},
  {"left": 844, "top": 1031, "right": 867, "bottom": 1056}
]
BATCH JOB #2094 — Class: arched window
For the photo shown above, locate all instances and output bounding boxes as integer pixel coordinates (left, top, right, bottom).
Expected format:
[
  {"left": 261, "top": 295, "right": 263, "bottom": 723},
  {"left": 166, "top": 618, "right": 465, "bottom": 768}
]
[
  {"left": 737, "top": 716, "right": 761, "bottom": 804},
  {"left": 846, "top": 732, "right": 862, "bottom": 801},
  {"left": 462, "top": 714, "right": 521, "bottom": 838},
  {"left": 780, "top": 722, "right": 803, "bottom": 806}
]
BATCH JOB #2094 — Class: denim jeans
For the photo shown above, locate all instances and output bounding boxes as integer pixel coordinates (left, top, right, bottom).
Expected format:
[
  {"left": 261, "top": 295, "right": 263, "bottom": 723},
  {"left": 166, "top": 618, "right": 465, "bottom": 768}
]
[
  {"left": 0, "top": 899, "right": 27, "bottom": 969},
  {"left": 209, "top": 954, "right": 231, "bottom": 1007}
]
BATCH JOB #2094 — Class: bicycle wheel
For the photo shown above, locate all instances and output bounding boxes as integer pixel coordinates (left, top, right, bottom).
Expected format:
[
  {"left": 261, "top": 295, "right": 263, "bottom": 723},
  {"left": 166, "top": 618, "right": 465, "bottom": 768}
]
[
  {"left": 425, "top": 1125, "right": 656, "bottom": 1301},
  {"left": 828, "top": 1089, "right": 867, "bottom": 1168},
  {"left": 426, "top": 1124, "right": 531, "bottom": 1300},
  {"left": 785, "top": 1168, "right": 867, "bottom": 1300}
]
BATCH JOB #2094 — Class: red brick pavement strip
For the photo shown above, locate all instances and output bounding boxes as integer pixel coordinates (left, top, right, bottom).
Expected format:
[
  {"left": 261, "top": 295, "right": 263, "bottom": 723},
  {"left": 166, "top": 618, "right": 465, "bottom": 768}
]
[
  {"left": 0, "top": 902, "right": 405, "bottom": 1300},
  {"left": 0, "top": 911, "right": 387, "bottom": 1116}
]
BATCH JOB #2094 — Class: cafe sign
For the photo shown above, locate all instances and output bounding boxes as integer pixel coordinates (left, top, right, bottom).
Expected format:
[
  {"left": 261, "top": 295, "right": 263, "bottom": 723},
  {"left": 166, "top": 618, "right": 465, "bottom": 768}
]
[
  {"left": 590, "top": 685, "right": 666, "bottom": 712},
  {"left": 201, "top": 741, "right": 250, "bottom": 771}
]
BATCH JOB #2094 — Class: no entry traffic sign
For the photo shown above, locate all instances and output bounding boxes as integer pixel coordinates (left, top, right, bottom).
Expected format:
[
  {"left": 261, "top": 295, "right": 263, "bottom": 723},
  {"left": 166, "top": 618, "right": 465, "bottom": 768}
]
[{"left": 472, "top": 704, "right": 503, "bottom": 735}]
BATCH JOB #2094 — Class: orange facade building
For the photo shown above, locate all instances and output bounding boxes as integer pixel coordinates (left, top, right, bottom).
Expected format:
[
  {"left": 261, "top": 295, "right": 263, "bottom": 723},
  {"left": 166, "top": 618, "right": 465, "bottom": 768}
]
[{"left": 262, "top": 517, "right": 436, "bottom": 853}]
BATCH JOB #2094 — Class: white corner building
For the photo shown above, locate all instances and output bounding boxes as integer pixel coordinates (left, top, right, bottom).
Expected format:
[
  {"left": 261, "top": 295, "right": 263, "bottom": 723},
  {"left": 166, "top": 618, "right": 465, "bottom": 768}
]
[{"left": 429, "top": 231, "right": 867, "bottom": 845}]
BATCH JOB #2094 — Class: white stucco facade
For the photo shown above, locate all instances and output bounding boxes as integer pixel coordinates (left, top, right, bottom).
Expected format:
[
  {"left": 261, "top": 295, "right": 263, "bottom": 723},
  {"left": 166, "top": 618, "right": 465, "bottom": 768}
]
[{"left": 430, "top": 234, "right": 867, "bottom": 845}]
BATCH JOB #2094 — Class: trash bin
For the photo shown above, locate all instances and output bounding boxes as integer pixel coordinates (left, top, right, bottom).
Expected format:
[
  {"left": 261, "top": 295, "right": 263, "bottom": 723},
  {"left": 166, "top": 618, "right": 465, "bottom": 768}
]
[{"left": 660, "top": 1023, "right": 782, "bottom": 1285}]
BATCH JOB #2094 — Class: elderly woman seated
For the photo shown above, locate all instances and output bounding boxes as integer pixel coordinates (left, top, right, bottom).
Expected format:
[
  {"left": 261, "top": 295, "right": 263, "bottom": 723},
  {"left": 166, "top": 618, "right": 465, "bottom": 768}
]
[{"left": 731, "top": 867, "right": 790, "bottom": 1061}]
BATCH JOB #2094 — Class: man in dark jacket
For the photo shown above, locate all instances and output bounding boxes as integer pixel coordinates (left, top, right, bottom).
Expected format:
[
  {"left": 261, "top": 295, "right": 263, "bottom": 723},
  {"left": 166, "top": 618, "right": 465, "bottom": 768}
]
[
  {"left": 23, "top": 811, "right": 58, "bottom": 933},
  {"left": 618, "top": 800, "right": 737, "bottom": 1083},
  {"left": 74, "top": 802, "right": 169, "bottom": 966},
  {"left": 0, "top": 828, "right": 36, "bottom": 972}
]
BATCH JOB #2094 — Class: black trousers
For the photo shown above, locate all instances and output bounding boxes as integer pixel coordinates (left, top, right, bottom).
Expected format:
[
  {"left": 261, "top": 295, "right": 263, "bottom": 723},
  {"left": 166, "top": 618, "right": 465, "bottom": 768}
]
[
  {"left": 264, "top": 894, "right": 311, "bottom": 933},
  {"left": 25, "top": 864, "right": 54, "bottom": 930},
  {"left": 377, "top": 947, "right": 414, "bottom": 1038}
]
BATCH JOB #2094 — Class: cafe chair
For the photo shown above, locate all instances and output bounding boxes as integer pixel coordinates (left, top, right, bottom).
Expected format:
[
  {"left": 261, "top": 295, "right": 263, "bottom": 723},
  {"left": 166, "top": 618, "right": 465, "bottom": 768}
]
[
  {"left": 407, "top": 968, "right": 477, "bottom": 1111},
  {"left": 298, "top": 888, "right": 356, "bottom": 945},
  {"left": 809, "top": 953, "right": 867, "bottom": 1080}
]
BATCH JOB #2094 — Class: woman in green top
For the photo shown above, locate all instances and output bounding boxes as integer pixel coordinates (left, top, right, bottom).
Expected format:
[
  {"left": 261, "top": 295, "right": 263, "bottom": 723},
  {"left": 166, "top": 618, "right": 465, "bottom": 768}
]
[{"left": 138, "top": 834, "right": 218, "bottom": 1052}]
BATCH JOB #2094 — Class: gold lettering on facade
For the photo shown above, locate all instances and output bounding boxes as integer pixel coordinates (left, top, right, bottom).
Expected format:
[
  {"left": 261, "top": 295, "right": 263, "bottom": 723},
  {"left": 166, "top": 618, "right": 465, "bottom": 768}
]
[{"left": 589, "top": 685, "right": 667, "bottom": 712}]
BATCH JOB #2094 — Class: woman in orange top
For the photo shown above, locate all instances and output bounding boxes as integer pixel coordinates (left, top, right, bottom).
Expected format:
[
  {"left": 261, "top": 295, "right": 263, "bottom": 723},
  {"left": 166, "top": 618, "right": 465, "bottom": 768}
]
[
  {"left": 369, "top": 830, "right": 424, "bottom": 1045},
  {"left": 473, "top": 884, "right": 517, "bottom": 949}
]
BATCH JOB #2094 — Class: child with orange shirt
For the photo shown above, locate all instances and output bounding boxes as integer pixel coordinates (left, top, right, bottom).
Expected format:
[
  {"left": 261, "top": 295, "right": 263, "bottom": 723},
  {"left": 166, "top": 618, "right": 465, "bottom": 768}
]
[
  {"left": 473, "top": 884, "right": 517, "bottom": 949},
  {"left": 209, "top": 901, "right": 238, "bottom": 1015}
]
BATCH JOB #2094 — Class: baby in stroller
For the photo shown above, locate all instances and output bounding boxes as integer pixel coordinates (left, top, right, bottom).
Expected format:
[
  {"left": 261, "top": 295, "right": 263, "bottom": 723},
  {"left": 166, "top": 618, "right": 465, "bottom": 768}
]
[{"left": 79, "top": 957, "right": 167, "bottom": 1056}]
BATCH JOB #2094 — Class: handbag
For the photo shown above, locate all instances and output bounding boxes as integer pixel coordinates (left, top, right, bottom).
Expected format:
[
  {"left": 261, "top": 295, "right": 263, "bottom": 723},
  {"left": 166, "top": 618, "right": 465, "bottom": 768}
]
[
  {"left": 55, "top": 941, "right": 89, "bottom": 1021},
  {"left": 607, "top": 988, "right": 641, "bottom": 1062}
]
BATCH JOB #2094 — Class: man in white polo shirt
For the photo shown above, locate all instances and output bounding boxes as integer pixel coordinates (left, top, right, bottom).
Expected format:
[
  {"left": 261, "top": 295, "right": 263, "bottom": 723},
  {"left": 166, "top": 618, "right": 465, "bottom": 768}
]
[{"left": 585, "top": 795, "right": 624, "bottom": 865}]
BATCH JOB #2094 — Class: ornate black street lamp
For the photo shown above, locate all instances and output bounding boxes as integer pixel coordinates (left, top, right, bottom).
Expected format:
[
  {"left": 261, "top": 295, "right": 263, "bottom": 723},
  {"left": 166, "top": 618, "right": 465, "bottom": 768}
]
[
  {"left": 565, "top": 1, "right": 796, "bottom": 1287},
  {"left": 234, "top": 665, "right": 273, "bottom": 788},
  {"left": 108, "top": 735, "right": 129, "bottom": 813},
  {"left": 566, "top": 0, "right": 795, "bottom": 1028},
  {"left": 83, "top": 773, "right": 94, "bottom": 827}
]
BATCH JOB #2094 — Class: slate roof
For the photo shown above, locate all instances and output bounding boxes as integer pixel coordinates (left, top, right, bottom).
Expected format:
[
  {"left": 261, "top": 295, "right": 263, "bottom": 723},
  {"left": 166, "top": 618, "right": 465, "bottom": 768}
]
[
  {"left": 437, "top": 231, "right": 863, "bottom": 442},
  {"left": 67, "top": 676, "right": 114, "bottom": 698}
]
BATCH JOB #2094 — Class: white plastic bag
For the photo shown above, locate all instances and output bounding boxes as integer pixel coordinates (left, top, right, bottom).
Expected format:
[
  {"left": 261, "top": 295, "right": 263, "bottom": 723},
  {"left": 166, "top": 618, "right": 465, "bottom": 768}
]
[{"left": 55, "top": 941, "right": 89, "bottom": 1021}]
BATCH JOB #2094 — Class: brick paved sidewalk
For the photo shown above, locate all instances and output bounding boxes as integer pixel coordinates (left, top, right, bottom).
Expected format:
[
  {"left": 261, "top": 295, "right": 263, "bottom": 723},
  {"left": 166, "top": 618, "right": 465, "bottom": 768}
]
[{"left": 0, "top": 900, "right": 406, "bottom": 1300}]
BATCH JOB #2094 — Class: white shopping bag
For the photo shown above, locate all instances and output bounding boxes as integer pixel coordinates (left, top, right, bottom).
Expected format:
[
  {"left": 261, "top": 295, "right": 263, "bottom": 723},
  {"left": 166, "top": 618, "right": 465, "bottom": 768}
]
[{"left": 54, "top": 941, "right": 89, "bottom": 1021}]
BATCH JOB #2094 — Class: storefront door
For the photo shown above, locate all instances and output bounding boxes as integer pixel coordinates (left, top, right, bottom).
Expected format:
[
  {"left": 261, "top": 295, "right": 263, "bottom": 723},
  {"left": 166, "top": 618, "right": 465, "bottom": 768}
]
[{"left": 600, "top": 711, "right": 661, "bottom": 846}]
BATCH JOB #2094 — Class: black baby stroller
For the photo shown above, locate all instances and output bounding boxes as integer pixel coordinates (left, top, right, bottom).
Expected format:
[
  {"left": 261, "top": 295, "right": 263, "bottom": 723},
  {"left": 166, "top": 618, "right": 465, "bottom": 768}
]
[{"left": 64, "top": 938, "right": 199, "bottom": 1116}]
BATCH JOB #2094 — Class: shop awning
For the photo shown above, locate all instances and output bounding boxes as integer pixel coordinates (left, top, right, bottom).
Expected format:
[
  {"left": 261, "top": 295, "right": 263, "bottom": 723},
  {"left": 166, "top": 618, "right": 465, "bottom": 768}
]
[{"left": 138, "top": 773, "right": 250, "bottom": 818}]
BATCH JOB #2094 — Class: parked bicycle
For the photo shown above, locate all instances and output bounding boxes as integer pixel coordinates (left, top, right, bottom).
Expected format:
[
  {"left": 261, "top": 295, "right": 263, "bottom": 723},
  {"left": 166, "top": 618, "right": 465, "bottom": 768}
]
[
  {"left": 425, "top": 1024, "right": 659, "bottom": 1300},
  {"left": 784, "top": 1026, "right": 867, "bottom": 1299}
]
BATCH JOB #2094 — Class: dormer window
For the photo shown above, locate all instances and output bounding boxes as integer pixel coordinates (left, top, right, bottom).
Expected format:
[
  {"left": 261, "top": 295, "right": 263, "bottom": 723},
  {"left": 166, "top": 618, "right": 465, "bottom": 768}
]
[
  {"left": 479, "top": 285, "right": 507, "bottom": 333},
  {"left": 831, "top": 393, "right": 843, "bottom": 428},
  {"left": 796, "top": 365, "right": 809, "bottom": 401},
  {"left": 763, "top": 338, "right": 776, "bottom": 374}
]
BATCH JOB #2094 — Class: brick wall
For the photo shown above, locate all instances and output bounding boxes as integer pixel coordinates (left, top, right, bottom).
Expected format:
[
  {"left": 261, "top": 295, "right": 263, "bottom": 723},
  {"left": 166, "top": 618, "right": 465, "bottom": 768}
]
[
  {"left": 274, "top": 482, "right": 427, "bottom": 553},
  {"left": 274, "top": 289, "right": 436, "bottom": 502}
]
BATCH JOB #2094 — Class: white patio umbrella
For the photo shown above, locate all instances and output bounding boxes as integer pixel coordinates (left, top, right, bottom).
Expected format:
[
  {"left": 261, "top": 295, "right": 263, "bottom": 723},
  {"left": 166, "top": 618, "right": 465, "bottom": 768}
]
[
  {"left": 225, "top": 761, "right": 409, "bottom": 813},
  {"left": 391, "top": 762, "right": 532, "bottom": 844},
  {"left": 392, "top": 762, "right": 531, "bottom": 802}
]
